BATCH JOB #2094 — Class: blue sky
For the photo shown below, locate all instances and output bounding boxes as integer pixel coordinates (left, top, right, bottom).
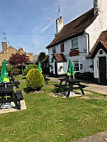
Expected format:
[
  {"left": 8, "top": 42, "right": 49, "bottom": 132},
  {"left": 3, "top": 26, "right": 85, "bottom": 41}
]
[{"left": 0, "top": 0, "right": 93, "bottom": 55}]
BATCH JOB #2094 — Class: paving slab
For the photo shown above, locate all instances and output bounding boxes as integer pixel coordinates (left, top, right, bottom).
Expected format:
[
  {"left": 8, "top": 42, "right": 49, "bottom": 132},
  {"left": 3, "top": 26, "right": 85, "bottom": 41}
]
[
  {"left": 0, "top": 100, "right": 26, "bottom": 114},
  {"left": 81, "top": 82, "right": 107, "bottom": 95}
]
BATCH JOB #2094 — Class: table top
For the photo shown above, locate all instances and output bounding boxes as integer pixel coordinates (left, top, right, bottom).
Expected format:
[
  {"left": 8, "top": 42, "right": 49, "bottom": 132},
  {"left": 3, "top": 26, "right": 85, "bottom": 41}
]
[
  {"left": 0, "top": 84, "right": 13, "bottom": 95},
  {"left": 59, "top": 78, "right": 81, "bottom": 83}
]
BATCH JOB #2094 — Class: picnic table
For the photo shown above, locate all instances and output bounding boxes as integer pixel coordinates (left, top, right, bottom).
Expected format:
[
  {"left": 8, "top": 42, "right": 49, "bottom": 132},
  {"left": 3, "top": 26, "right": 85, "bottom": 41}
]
[
  {"left": 55, "top": 78, "right": 85, "bottom": 97},
  {"left": 43, "top": 74, "right": 50, "bottom": 84},
  {"left": 0, "top": 83, "right": 23, "bottom": 109}
]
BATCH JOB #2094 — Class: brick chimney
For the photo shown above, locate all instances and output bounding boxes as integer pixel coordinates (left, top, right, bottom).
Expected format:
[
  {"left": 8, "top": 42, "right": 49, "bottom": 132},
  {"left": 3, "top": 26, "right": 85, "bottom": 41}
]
[
  {"left": 2, "top": 42, "right": 7, "bottom": 52},
  {"left": 56, "top": 16, "right": 63, "bottom": 34}
]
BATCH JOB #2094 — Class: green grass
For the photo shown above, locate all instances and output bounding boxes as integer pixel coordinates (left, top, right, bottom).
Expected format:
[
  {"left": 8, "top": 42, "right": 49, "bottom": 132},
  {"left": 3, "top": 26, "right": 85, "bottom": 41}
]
[{"left": 0, "top": 77, "right": 107, "bottom": 142}]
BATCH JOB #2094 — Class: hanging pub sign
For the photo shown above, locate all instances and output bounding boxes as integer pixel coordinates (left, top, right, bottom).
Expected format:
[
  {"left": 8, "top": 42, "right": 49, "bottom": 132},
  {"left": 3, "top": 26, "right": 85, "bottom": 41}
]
[{"left": 99, "top": 49, "right": 103, "bottom": 55}]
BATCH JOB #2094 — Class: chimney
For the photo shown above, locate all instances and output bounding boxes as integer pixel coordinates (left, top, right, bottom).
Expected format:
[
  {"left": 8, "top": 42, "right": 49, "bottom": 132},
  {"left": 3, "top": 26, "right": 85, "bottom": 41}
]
[
  {"left": 93, "top": 0, "right": 107, "bottom": 15},
  {"left": 2, "top": 42, "right": 7, "bottom": 52},
  {"left": 56, "top": 16, "right": 63, "bottom": 34}
]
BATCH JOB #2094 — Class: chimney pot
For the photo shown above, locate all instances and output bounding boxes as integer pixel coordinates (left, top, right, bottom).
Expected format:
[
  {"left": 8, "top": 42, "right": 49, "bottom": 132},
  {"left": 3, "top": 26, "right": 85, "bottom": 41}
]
[{"left": 2, "top": 42, "right": 7, "bottom": 52}]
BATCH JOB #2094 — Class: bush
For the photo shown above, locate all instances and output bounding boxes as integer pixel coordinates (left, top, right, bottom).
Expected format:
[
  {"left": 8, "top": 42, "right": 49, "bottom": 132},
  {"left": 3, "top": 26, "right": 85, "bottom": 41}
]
[
  {"left": 11, "top": 68, "right": 20, "bottom": 75},
  {"left": 7, "top": 65, "right": 13, "bottom": 72},
  {"left": 24, "top": 64, "right": 38, "bottom": 75},
  {"left": 26, "top": 69, "right": 44, "bottom": 90}
]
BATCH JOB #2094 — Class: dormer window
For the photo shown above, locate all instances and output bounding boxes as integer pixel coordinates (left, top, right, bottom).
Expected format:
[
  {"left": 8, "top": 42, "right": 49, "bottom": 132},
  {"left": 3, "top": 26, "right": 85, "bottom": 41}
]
[{"left": 71, "top": 38, "right": 78, "bottom": 49}]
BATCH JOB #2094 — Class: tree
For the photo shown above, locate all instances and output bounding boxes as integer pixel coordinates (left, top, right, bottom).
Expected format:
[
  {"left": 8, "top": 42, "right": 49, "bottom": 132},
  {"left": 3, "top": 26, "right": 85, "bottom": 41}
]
[
  {"left": 38, "top": 52, "right": 46, "bottom": 62},
  {"left": 9, "top": 53, "right": 29, "bottom": 66}
]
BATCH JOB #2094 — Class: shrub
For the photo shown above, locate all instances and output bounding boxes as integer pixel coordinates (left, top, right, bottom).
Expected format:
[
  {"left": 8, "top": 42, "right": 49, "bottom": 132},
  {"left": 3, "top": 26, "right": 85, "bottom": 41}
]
[
  {"left": 26, "top": 69, "right": 44, "bottom": 90},
  {"left": 24, "top": 64, "right": 38, "bottom": 75},
  {"left": 11, "top": 68, "right": 20, "bottom": 75},
  {"left": 7, "top": 65, "right": 13, "bottom": 72}
]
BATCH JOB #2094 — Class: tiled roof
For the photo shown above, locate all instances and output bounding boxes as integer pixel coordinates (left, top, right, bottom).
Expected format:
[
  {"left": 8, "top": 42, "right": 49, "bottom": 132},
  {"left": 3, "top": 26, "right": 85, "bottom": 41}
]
[
  {"left": 53, "top": 53, "right": 67, "bottom": 62},
  {"left": 88, "top": 31, "right": 107, "bottom": 58},
  {"left": 47, "top": 8, "right": 97, "bottom": 48}
]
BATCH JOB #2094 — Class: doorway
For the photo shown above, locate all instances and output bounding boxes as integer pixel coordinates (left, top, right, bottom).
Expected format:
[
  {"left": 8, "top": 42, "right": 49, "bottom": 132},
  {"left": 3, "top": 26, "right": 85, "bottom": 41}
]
[
  {"left": 55, "top": 62, "right": 57, "bottom": 76},
  {"left": 99, "top": 57, "right": 107, "bottom": 85}
]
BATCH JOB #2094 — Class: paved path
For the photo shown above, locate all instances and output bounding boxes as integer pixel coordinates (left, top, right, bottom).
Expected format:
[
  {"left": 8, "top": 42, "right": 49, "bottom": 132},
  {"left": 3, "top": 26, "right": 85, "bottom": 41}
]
[
  {"left": 0, "top": 100, "right": 26, "bottom": 114},
  {"left": 81, "top": 82, "right": 107, "bottom": 95},
  {"left": 74, "top": 131, "right": 107, "bottom": 142},
  {"left": 48, "top": 76, "right": 107, "bottom": 95}
]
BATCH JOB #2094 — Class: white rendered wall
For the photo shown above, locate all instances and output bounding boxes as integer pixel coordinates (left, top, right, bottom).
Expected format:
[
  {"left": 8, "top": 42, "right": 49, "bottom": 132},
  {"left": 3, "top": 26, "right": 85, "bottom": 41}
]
[
  {"left": 94, "top": 50, "right": 107, "bottom": 79},
  {"left": 86, "top": 0, "right": 107, "bottom": 52},
  {"left": 48, "top": 33, "right": 94, "bottom": 74}
]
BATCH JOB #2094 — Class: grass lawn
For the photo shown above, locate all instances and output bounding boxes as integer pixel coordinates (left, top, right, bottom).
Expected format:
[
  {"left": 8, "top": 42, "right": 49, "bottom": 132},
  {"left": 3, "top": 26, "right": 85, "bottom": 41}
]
[{"left": 0, "top": 76, "right": 107, "bottom": 142}]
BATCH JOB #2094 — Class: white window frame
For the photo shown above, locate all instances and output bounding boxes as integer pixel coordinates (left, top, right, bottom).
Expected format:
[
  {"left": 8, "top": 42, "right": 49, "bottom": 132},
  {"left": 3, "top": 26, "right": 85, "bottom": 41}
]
[
  {"left": 52, "top": 47, "right": 56, "bottom": 53},
  {"left": 73, "top": 61, "right": 79, "bottom": 72},
  {"left": 71, "top": 38, "right": 78, "bottom": 49}
]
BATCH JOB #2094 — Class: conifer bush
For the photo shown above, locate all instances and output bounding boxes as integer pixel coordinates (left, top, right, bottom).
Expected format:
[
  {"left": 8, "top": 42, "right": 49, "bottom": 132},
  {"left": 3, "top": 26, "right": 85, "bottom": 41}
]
[{"left": 26, "top": 69, "right": 44, "bottom": 90}]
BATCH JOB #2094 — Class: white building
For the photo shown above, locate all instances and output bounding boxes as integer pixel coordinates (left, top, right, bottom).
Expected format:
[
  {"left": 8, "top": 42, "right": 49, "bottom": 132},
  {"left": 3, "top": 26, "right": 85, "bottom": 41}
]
[{"left": 46, "top": 0, "right": 107, "bottom": 85}]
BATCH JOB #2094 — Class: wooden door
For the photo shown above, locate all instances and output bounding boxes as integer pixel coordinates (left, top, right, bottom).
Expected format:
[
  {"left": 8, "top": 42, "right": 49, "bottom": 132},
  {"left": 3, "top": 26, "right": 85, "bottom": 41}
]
[
  {"left": 55, "top": 62, "right": 57, "bottom": 76},
  {"left": 99, "top": 57, "right": 107, "bottom": 85}
]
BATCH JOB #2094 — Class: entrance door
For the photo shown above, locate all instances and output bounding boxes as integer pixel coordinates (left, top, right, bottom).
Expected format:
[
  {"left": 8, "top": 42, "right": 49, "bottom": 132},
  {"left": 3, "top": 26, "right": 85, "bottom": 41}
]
[
  {"left": 99, "top": 57, "right": 107, "bottom": 85},
  {"left": 55, "top": 62, "right": 57, "bottom": 76}
]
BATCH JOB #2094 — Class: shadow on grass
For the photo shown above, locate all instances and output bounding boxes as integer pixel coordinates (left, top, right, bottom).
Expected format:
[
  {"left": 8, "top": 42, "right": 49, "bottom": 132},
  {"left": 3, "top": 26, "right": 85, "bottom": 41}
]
[
  {"left": 22, "top": 76, "right": 26, "bottom": 79},
  {"left": 14, "top": 81, "right": 20, "bottom": 88},
  {"left": 24, "top": 87, "right": 42, "bottom": 94}
]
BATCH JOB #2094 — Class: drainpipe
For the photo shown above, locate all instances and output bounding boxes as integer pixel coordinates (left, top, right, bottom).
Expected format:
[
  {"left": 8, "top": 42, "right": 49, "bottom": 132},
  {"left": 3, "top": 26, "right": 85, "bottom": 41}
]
[{"left": 84, "top": 32, "right": 90, "bottom": 55}]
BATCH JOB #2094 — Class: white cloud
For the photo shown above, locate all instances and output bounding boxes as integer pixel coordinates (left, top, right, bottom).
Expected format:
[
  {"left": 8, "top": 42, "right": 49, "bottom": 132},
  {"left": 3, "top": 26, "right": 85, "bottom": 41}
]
[{"left": 40, "top": 20, "right": 54, "bottom": 33}]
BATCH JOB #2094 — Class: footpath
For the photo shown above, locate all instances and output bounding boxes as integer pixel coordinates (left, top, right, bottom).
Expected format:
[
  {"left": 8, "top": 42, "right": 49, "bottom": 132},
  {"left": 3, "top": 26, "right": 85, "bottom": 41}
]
[{"left": 48, "top": 76, "right": 107, "bottom": 95}]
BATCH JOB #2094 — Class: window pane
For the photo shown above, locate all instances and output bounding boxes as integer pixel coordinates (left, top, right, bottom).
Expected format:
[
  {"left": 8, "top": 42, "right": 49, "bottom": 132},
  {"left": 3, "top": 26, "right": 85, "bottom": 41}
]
[
  {"left": 71, "top": 38, "right": 78, "bottom": 49},
  {"left": 73, "top": 61, "right": 79, "bottom": 72},
  {"left": 52, "top": 47, "right": 56, "bottom": 53}
]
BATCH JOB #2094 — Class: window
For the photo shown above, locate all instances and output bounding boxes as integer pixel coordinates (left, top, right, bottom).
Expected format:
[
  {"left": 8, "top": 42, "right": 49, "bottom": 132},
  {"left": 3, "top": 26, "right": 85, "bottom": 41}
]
[
  {"left": 71, "top": 38, "right": 78, "bottom": 49},
  {"left": 73, "top": 61, "right": 79, "bottom": 72},
  {"left": 60, "top": 43, "right": 64, "bottom": 52},
  {"left": 52, "top": 47, "right": 56, "bottom": 53}
]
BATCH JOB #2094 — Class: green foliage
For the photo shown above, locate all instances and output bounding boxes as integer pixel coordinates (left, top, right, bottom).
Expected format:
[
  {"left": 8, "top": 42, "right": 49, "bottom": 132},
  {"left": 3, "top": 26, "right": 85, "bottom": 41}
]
[
  {"left": 11, "top": 68, "right": 20, "bottom": 75},
  {"left": 9, "top": 53, "right": 29, "bottom": 66},
  {"left": 0, "top": 65, "right": 12, "bottom": 72},
  {"left": 24, "top": 64, "right": 38, "bottom": 75},
  {"left": 6, "top": 65, "right": 13, "bottom": 72},
  {"left": 26, "top": 69, "right": 44, "bottom": 90},
  {"left": 38, "top": 52, "right": 46, "bottom": 62}
]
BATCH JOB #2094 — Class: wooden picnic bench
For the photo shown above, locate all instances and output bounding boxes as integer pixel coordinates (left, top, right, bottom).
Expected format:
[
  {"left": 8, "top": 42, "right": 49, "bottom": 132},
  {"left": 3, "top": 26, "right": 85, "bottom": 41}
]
[
  {"left": 55, "top": 78, "right": 85, "bottom": 97},
  {"left": 0, "top": 83, "right": 23, "bottom": 109},
  {"left": 43, "top": 74, "right": 50, "bottom": 84}
]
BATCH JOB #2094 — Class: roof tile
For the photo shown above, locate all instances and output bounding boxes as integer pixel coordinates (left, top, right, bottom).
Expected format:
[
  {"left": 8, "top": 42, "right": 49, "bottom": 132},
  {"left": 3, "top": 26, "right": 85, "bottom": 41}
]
[
  {"left": 88, "top": 31, "right": 107, "bottom": 58},
  {"left": 53, "top": 53, "right": 67, "bottom": 62},
  {"left": 47, "top": 8, "right": 97, "bottom": 48}
]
